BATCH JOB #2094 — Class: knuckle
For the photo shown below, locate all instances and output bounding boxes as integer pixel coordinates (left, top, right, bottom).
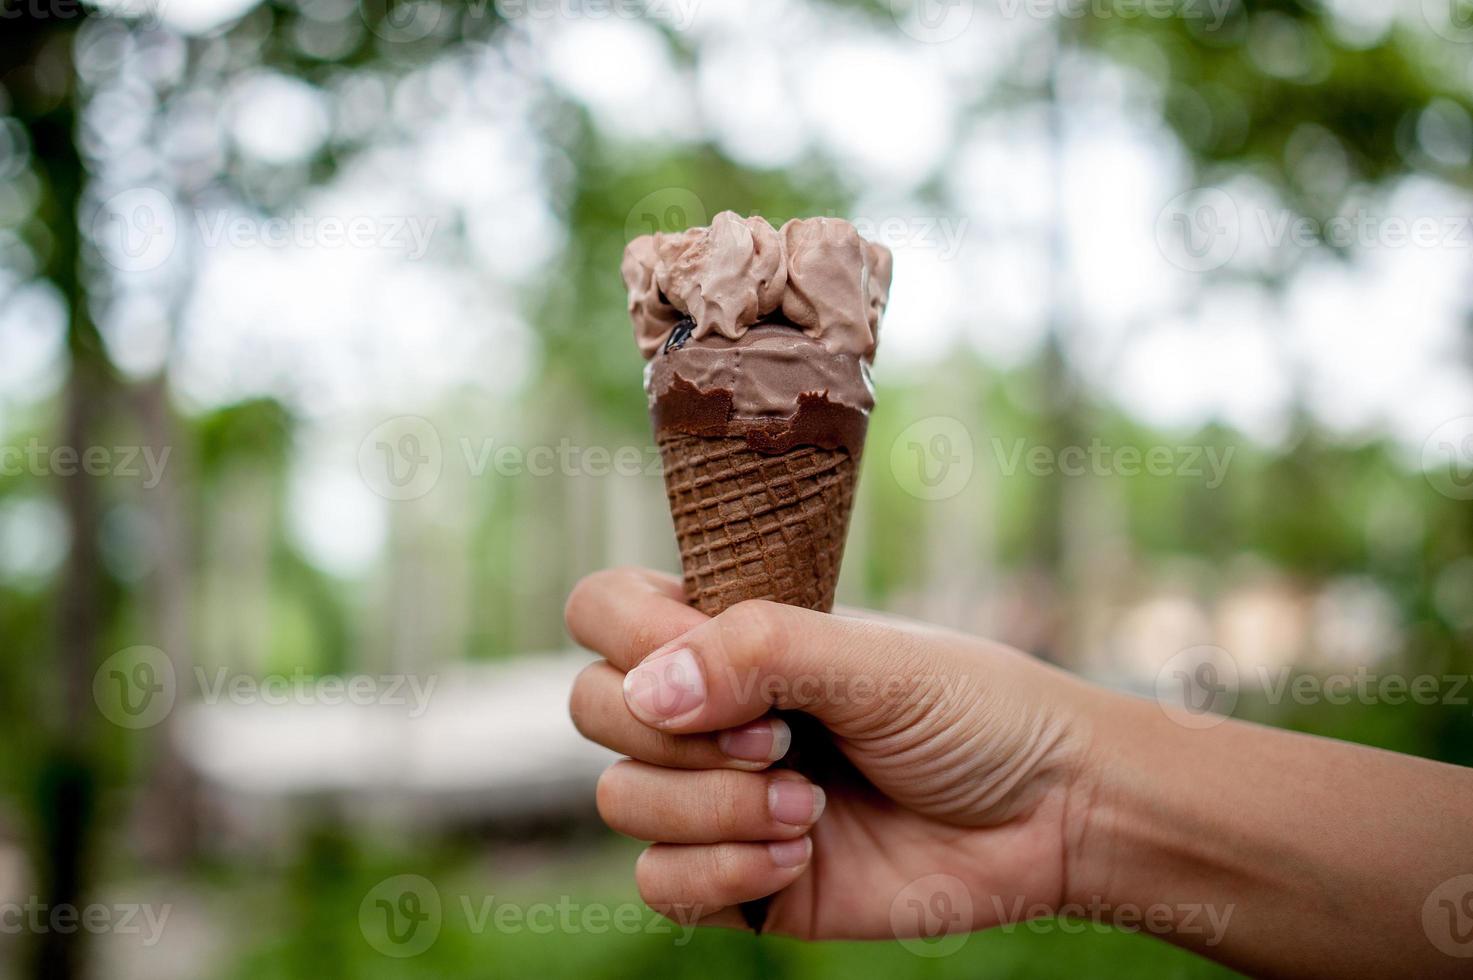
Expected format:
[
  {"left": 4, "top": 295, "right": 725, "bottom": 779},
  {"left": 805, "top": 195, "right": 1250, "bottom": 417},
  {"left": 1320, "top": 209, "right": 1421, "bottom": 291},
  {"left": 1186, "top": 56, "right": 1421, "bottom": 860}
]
[
  {"left": 709, "top": 773, "right": 747, "bottom": 838},
  {"left": 627, "top": 608, "right": 670, "bottom": 663},
  {"left": 634, "top": 850, "right": 665, "bottom": 906},
  {"left": 704, "top": 845, "right": 748, "bottom": 899},
  {"left": 721, "top": 600, "right": 789, "bottom": 667},
  {"left": 636, "top": 846, "right": 688, "bottom": 908},
  {"left": 563, "top": 573, "right": 603, "bottom": 639},
  {"left": 656, "top": 731, "right": 700, "bottom": 766},
  {"left": 567, "top": 663, "right": 604, "bottom": 739},
  {"left": 594, "top": 761, "right": 632, "bottom": 828}
]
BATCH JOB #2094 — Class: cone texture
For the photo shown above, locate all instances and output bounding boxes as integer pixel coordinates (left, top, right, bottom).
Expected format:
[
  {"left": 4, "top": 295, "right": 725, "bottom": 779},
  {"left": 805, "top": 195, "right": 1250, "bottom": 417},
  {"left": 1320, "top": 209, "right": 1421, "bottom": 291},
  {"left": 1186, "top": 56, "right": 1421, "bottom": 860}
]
[{"left": 657, "top": 432, "right": 859, "bottom": 615}]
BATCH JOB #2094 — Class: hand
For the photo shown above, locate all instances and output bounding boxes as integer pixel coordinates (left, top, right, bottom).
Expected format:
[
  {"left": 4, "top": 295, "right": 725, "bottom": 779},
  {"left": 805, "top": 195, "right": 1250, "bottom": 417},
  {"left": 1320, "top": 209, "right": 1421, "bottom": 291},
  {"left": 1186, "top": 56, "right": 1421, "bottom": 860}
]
[
  {"left": 568, "top": 568, "right": 1473, "bottom": 976},
  {"left": 564, "top": 567, "right": 1097, "bottom": 939}
]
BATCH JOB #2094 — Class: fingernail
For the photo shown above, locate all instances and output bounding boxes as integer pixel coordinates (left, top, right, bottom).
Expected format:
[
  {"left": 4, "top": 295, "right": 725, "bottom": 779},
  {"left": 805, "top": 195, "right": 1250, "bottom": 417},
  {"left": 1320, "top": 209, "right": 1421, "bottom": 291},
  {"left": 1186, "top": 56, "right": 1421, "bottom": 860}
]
[
  {"left": 718, "top": 719, "right": 792, "bottom": 764},
  {"left": 623, "top": 648, "right": 706, "bottom": 726},
  {"left": 768, "top": 837, "right": 812, "bottom": 869},
  {"left": 769, "top": 779, "right": 824, "bottom": 826}
]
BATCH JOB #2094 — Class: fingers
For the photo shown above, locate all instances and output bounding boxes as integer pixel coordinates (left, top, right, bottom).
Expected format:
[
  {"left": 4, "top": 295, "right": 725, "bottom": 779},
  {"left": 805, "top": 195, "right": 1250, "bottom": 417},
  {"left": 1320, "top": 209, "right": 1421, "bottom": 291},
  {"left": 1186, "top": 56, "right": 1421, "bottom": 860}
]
[
  {"left": 564, "top": 567, "right": 708, "bottom": 671},
  {"left": 571, "top": 661, "right": 791, "bottom": 769},
  {"left": 621, "top": 599, "right": 929, "bottom": 735},
  {"left": 636, "top": 839, "right": 813, "bottom": 918},
  {"left": 597, "top": 760, "right": 824, "bottom": 843}
]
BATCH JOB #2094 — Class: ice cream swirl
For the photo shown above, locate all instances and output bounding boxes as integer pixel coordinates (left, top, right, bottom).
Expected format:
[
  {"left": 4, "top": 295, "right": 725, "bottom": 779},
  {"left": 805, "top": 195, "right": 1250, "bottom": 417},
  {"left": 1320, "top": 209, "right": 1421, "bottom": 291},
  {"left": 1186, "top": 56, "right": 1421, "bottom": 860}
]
[{"left": 622, "top": 211, "right": 893, "bottom": 361}]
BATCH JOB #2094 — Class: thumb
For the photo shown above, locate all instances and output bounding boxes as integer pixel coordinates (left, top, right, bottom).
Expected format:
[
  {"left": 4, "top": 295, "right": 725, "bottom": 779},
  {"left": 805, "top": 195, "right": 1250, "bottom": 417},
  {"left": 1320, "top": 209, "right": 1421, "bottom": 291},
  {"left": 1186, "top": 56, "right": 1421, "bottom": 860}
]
[{"left": 620, "top": 599, "right": 947, "bottom": 735}]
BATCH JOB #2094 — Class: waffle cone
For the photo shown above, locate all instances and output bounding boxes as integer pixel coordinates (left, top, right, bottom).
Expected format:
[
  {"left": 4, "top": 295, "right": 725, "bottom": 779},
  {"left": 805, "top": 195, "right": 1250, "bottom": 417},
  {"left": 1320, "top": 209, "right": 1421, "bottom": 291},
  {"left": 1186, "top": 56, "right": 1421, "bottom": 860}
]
[{"left": 657, "top": 432, "right": 860, "bottom": 615}]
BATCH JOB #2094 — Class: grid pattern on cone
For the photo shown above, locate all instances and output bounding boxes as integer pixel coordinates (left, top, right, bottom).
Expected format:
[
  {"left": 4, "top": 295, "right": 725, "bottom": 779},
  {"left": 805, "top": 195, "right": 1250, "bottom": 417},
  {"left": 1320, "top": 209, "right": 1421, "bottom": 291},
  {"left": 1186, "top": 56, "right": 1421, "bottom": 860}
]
[{"left": 657, "top": 432, "right": 858, "bottom": 615}]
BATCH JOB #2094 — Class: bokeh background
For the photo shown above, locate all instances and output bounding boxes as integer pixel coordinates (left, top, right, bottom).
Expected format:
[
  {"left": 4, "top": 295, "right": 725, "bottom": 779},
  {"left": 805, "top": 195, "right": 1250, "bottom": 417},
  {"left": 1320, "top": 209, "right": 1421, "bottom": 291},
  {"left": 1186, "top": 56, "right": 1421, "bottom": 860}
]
[{"left": 2, "top": 0, "right": 1472, "bottom": 977}]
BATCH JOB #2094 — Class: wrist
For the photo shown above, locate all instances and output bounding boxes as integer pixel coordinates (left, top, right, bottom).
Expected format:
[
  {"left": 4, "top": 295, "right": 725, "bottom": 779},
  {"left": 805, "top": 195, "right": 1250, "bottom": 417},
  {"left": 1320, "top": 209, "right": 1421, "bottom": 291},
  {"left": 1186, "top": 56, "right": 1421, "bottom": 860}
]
[
  {"left": 1057, "top": 683, "right": 1201, "bottom": 914},
  {"left": 1058, "top": 683, "right": 1264, "bottom": 960},
  {"left": 1055, "top": 676, "right": 1130, "bottom": 913}
]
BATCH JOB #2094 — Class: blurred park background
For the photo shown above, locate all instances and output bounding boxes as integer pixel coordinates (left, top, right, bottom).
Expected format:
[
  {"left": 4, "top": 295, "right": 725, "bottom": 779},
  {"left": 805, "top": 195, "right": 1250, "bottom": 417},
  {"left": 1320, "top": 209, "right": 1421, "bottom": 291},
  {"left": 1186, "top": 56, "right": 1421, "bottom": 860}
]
[{"left": 1, "top": 0, "right": 1472, "bottom": 976}]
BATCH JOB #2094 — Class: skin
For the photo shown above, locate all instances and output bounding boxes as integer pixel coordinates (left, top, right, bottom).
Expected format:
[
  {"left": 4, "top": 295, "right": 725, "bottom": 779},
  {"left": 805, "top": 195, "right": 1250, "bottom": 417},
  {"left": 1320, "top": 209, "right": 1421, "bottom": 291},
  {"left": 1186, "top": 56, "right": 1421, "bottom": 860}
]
[{"left": 565, "top": 567, "right": 1473, "bottom": 979}]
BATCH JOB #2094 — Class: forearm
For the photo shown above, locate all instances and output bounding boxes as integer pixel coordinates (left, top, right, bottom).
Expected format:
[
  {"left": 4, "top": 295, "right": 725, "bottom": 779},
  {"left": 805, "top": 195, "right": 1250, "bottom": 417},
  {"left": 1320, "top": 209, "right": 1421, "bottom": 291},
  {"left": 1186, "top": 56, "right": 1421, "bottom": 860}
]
[{"left": 1065, "top": 686, "right": 1473, "bottom": 979}]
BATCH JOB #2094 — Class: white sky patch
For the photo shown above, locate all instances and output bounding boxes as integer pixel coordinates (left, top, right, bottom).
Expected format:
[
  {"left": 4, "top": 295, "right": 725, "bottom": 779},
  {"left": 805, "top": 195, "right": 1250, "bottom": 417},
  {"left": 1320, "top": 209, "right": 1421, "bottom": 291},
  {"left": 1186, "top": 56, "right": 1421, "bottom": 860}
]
[
  {"left": 1285, "top": 242, "right": 1470, "bottom": 440},
  {"left": 964, "top": 241, "right": 1049, "bottom": 369},
  {"left": 697, "top": 42, "right": 807, "bottom": 170},
  {"left": 877, "top": 244, "right": 966, "bottom": 370},
  {"left": 0, "top": 496, "right": 69, "bottom": 587},
  {"left": 287, "top": 450, "right": 387, "bottom": 578},
  {"left": 174, "top": 236, "right": 529, "bottom": 418},
  {"left": 1063, "top": 110, "right": 1189, "bottom": 342},
  {"left": 951, "top": 109, "right": 1054, "bottom": 231},
  {"left": 418, "top": 120, "right": 539, "bottom": 208},
  {"left": 99, "top": 289, "right": 173, "bottom": 379},
  {"left": 539, "top": 18, "right": 693, "bottom": 142},
  {"left": 0, "top": 279, "right": 68, "bottom": 406},
  {"left": 797, "top": 39, "right": 954, "bottom": 191},
  {"left": 171, "top": 135, "right": 537, "bottom": 419},
  {"left": 1114, "top": 287, "right": 1294, "bottom": 443},
  {"left": 151, "top": 0, "right": 261, "bottom": 35},
  {"left": 227, "top": 72, "right": 331, "bottom": 165}
]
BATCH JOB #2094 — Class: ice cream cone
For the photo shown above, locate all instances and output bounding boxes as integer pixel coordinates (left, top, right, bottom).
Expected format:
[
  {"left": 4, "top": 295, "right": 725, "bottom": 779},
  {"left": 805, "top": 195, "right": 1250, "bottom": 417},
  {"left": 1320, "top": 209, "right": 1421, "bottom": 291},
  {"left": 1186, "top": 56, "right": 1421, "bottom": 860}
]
[
  {"left": 621, "top": 211, "right": 893, "bottom": 932},
  {"left": 657, "top": 431, "right": 861, "bottom": 615}
]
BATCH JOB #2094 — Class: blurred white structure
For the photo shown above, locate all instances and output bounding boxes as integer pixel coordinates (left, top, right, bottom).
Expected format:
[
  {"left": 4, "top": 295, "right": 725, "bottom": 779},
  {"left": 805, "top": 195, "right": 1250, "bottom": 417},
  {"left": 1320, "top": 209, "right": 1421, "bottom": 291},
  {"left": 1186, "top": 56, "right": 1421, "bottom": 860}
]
[{"left": 174, "top": 653, "right": 613, "bottom": 844}]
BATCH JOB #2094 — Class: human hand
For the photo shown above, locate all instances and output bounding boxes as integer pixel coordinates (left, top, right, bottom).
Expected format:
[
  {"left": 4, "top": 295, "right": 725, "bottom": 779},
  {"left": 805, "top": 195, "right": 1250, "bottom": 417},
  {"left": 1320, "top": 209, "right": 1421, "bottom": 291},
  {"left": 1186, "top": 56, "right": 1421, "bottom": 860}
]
[{"left": 564, "top": 567, "right": 1097, "bottom": 939}]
